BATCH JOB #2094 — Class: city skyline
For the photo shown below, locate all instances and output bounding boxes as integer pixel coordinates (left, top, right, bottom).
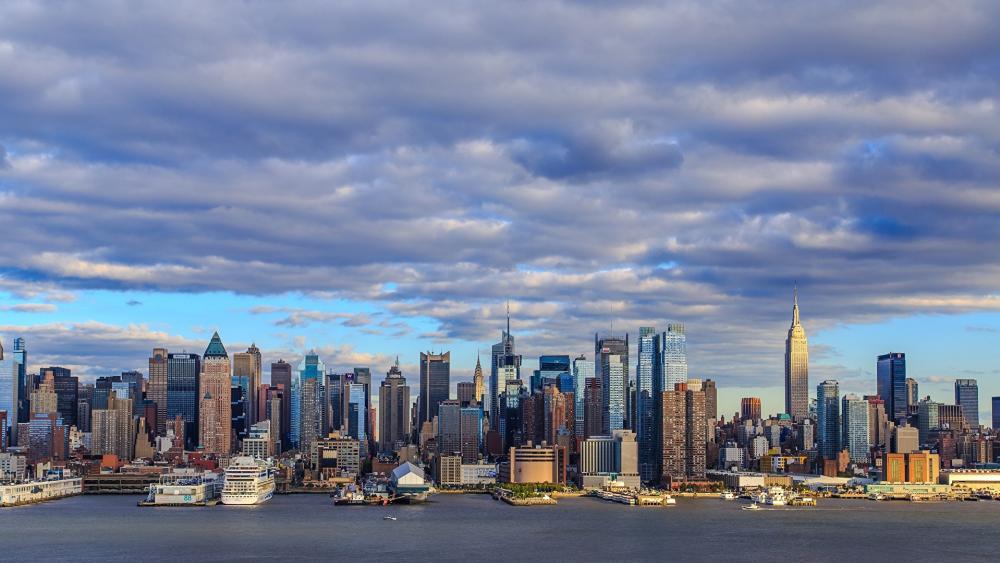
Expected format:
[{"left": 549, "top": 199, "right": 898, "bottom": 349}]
[{"left": 1, "top": 2, "right": 999, "bottom": 421}]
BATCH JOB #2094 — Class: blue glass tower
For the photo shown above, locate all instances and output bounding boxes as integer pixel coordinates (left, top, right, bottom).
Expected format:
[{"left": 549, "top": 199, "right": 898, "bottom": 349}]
[{"left": 877, "top": 353, "right": 907, "bottom": 421}]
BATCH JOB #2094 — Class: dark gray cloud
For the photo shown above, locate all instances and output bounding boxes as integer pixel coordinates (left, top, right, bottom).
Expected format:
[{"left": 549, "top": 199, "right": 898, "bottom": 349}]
[{"left": 0, "top": 1, "right": 998, "bottom": 390}]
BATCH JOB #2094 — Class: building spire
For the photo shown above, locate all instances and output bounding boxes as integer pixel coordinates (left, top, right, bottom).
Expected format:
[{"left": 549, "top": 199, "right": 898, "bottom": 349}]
[
  {"left": 506, "top": 299, "right": 511, "bottom": 337},
  {"left": 792, "top": 283, "right": 800, "bottom": 326}
]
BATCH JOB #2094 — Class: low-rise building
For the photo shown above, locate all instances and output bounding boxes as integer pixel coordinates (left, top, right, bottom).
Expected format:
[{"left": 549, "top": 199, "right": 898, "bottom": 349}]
[
  {"left": 460, "top": 463, "right": 497, "bottom": 486},
  {"left": 506, "top": 443, "right": 567, "bottom": 484}
]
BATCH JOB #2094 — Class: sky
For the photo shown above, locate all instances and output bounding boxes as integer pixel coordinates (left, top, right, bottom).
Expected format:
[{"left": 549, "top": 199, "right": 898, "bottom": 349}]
[{"left": 0, "top": 1, "right": 998, "bottom": 421}]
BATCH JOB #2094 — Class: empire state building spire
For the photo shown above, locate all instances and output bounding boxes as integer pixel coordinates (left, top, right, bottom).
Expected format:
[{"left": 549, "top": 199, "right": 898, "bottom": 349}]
[{"left": 792, "top": 284, "right": 801, "bottom": 326}]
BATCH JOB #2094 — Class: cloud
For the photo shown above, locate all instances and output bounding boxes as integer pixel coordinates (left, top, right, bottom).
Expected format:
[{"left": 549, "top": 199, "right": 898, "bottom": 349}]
[
  {"left": 1, "top": 303, "right": 57, "bottom": 313},
  {"left": 0, "top": 0, "right": 999, "bottom": 393}
]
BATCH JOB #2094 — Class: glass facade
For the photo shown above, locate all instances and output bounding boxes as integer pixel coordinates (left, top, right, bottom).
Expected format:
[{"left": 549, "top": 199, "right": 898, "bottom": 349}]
[
  {"left": 841, "top": 394, "right": 869, "bottom": 463},
  {"left": 572, "top": 356, "right": 594, "bottom": 438},
  {"left": 954, "top": 379, "right": 979, "bottom": 428},
  {"left": 877, "top": 353, "right": 907, "bottom": 421},
  {"left": 817, "top": 380, "right": 840, "bottom": 459},
  {"left": 662, "top": 324, "right": 688, "bottom": 391},
  {"left": 167, "top": 353, "right": 200, "bottom": 446}
]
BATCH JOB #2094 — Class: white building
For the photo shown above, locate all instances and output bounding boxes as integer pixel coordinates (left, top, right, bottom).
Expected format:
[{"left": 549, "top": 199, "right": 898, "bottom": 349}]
[
  {"left": 460, "top": 463, "right": 498, "bottom": 485},
  {"left": 751, "top": 435, "right": 769, "bottom": 459},
  {"left": 0, "top": 453, "right": 27, "bottom": 482}
]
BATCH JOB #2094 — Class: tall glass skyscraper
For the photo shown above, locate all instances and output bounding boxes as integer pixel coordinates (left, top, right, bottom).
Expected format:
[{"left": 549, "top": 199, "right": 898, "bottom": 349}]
[
  {"left": 0, "top": 341, "right": 19, "bottom": 445},
  {"left": 294, "top": 352, "right": 326, "bottom": 449},
  {"left": 662, "top": 324, "right": 687, "bottom": 391},
  {"left": 841, "top": 394, "right": 869, "bottom": 463},
  {"left": 636, "top": 327, "right": 659, "bottom": 482},
  {"left": 12, "top": 338, "right": 27, "bottom": 424},
  {"left": 572, "top": 355, "right": 594, "bottom": 438},
  {"left": 992, "top": 396, "right": 1000, "bottom": 430},
  {"left": 533, "top": 355, "right": 570, "bottom": 394},
  {"left": 596, "top": 333, "right": 629, "bottom": 434},
  {"left": 954, "top": 379, "right": 979, "bottom": 428},
  {"left": 817, "top": 380, "right": 840, "bottom": 459},
  {"left": 490, "top": 310, "right": 520, "bottom": 425},
  {"left": 167, "top": 352, "right": 200, "bottom": 448},
  {"left": 784, "top": 289, "right": 809, "bottom": 421},
  {"left": 419, "top": 351, "right": 451, "bottom": 426},
  {"left": 877, "top": 352, "right": 907, "bottom": 421}
]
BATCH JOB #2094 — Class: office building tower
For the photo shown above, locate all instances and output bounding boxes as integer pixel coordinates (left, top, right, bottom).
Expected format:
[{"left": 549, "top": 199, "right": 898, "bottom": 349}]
[
  {"left": 905, "top": 378, "right": 918, "bottom": 410},
  {"left": 938, "top": 403, "right": 965, "bottom": 432},
  {"left": 877, "top": 353, "right": 907, "bottom": 421},
  {"left": 167, "top": 352, "right": 200, "bottom": 448},
  {"left": 31, "top": 371, "right": 58, "bottom": 416},
  {"left": 148, "top": 348, "right": 169, "bottom": 434},
  {"left": 891, "top": 425, "right": 919, "bottom": 454},
  {"left": 296, "top": 353, "right": 327, "bottom": 451},
  {"left": 77, "top": 384, "right": 93, "bottom": 433},
  {"left": 740, "top": 397, "right": 762, "bottom": 421},
  {"left": 120, "top": 370, "right": 144, "bottom": 413},
  {"left": 817, "top": 380, "right": 840, "bottom": 459},
  {"left": 437, "top": 400, "right": 462, "bottom": 456},
  {"left": 636, "top": 327, "right": 659, "bottom": 482},
  {"left": 472, "top": 356, "right": 485, "bottom": 405},
  {"left": 233, "top": 344, "right": 262, "bottom": 425},
  {"left": 269, "top": 359, "right": 293, "bottom": 446},
  {"left": 841, "top": 394, "right": 870, "bottom": 463},
  {"left": 578, "top": 430, "right": 640, "bottom": 489},
  {"left": 12, "top": 338, "right": 28, "bottom": 426},
  {"left": 954, "top": 379, "right": 979, "bottom": 428},
  {"left": 542, "top": 384, "right": 571, "bottom": 447},
  {"left": 595, "top": 333, "right": 629, "bottom": 434},
  {"left": 457, "top": 382, "right": 476, "bottom": 405},
  {"left": 353, "top": 367, "right": 372, "bottom": 429},
  {"left": 419, "top": 351, "right": 451, "bottom": 426},
  {"left": 533, "top": 355, "right": 571, "bottom": 394},
  {"left": 784, "top": 288, "right": 809, "bottom": 421},
  {"left": 662, "top": 323, "right": 687, "bottom": 391},
  {"left": 661, "top": 383, "right": 706, "bottom": 484},
  {"left": 198, "top": 332, "right": 232, "bottom": 455},
  {"left": 40, "top": 368, "right": 78, "bottom": 429},
  {"left": 26, "top": 412, "right": 68, "bottom": 465},
  {"left": 230, "top": 385, "right": 247, "bottom": 443},
  {"left": 501, "top": 379, "right": 525, "bottom": 448},
  {"left": 326, "top": 372, "right": 345, "bottom": 432},
  {"left": 582, "top": 377, "right": 602, "bottom": 438},
  {"left": 490, "top": 312, "right": 521, "bottom": 426},
  {"left": 92, "top": 391, "right": 134, "bottom": 461},
  {"left": 378, "top": 361, "right": 410, "bottom": 454},
  {"left": 993, "top": 397, "right": 1000, "bottom": 430},
  {"left": 345, "top": 382, "right": 366, "bottom": 457},
  {"left": 703, "top": 379, "right": 718, "bottom": 422},
  {"left": 916, "top": 399, "right": 940, "bottom": 445},
  {"left": 572, "top": 356, "right": 595, "bottom": 438},
  {"left": 0, "top": 342, "right": 20, "bottom": 445},
  {"left": 865, "top": 395, "right": 888, "bottom": 448}
]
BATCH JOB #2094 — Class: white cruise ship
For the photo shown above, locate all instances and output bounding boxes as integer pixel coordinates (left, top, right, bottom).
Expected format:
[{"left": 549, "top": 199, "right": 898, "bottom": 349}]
[{"left": 221, "top": 457, "right": 275, "bottom": 505}]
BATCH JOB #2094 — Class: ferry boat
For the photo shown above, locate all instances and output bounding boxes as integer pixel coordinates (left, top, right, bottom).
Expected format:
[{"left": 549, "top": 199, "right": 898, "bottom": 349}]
[
  {"left": 142, "top": 469, "right": 223, "bottom": 506},
  {"left": 765, "top": 488, "right": 787, "bottom": 506},
  {"left": 221, "top": 457, "right": 275, "bottom": 505}
]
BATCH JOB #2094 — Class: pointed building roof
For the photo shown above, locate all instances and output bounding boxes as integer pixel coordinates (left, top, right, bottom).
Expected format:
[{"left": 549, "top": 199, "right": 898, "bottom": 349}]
[
  {"left": 203, "top": 331, "right": 228, "bottom": 359},
  {"left": 791, "top": 285, "right": 801, "bottom": 327}
]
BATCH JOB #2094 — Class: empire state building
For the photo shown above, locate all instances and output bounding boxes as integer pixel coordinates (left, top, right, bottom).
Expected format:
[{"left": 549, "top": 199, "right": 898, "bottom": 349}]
[{"left": 784, "top": 288, "right": 809, "bottom": 421}]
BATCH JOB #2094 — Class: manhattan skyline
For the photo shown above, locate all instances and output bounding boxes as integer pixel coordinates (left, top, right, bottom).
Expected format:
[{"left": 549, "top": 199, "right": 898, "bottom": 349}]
[{"left": 1, "top": 1, "right": 999, "bottom": 420}]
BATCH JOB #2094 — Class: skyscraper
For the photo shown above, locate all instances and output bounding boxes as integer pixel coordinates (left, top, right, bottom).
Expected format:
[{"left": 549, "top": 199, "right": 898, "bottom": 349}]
[
  {"left": 533, "top": 355, "right": 571, "bottom": 394},
  {"left": 905, "top": 378, "right": 919, "bottom": 410},
  {"left": 378, "top": 361, "right": 410, "bottom": 454},
  {"left": 703, "top": 379, "right": 718, "bottom": 421},
  {"left": 636, "top": 326, "right": 659, "bottom": 482},
  {"left": 167, "top": 352, "right": 200, "bottom": 448},
  {"left": 0, "top": 340, "right": 19, "bottom": 445},
  {"left": 817, "top": 380, "right": 840, "bottom": 459},
  {"left": 296, "top": 352, "right": 326, "bottom": 451},
  {"left": 740, "top": 397, "right": 762, "bottom": 421},
  {"left": 12, "top": 338, "right": 28, "bottom": 426},
  {"left": 419, "top": 351, "right": 450, "bottom": 426},
  {"left": 841, "top": 394, "right": 870, "bottom": 463},
  {"left": 784, "top": 288, "right": 809, "bottom": 421},
  {"left": 582, "top": 378, "right": 602, "bottom": 438},
  {"left": 661, "top": 383, "right": 706, "bottom": 484},
  {"left": 472, "top": 356, "right": 485, "bottom": 405},
  {"left": 993, "top": 397, "right": 1000, "bottom": 430},
  {"left": 269, "top": 359, "right": 293, "bottom": 447},
  {"left": 198, "top": 332, "right": 232, "bottom": 455},
  {"left": 233, "top": 344, "right": 262, "bottom": 425},
  {"left": 148, "top": 348, "right": 169, "bottom": 434},
  {"left": 877, "top": 353, "right": 907, "bottom": 421},
  {"left": 490, "top": 311, "right": 521, "bottom": 426},
  {"left": 954, "top": 379, "right": 979, "bottom": 428},
  {"left": 572, "top": 355, "right": 595, "bottom": 438},
  {"left": 595, "top": 333, "right": 628, "bottom": 434},
  {"left": 662, "top": 323, "right": 687, "bottom": 390}
]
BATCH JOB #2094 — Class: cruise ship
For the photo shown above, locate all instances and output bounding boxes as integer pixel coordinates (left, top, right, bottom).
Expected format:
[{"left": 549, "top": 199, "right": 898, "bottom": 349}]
[{"left": 220, "top": 457, "right": 275, "bottom": 505}]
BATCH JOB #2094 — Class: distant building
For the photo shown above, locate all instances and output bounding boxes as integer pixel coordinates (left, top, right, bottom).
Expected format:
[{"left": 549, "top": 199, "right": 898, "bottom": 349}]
[
  {"left": 954, "top": 379, "right": 979, "bottom": 429},
  {"left": 198, "top": 332, "right": 232, "bottom": 455},
  {"left": 490, "top": 315, "right": 521, "bottom": 427},
  {"left": 572, "top": 356, "right": 595, "bottom": 438},
  {"left": 269, "top": 359, "right": 293, "bottom": 447},
  {"left": 167, "top": 352, "right": 200, "bottom": 449},
  {"left": 882, "top": 451, "right": 940, "bottom": 484},
  {"left": 877, "top": 353, "right": 907, "bottom": 421},
  {"left": 784, "top": 288, "right": 809, "bottom": 421},
  {"left": 841, "top": 394, "right": 870, "bottom": 463},
  {"left": 419, "top": 352, "right": 450, "bottom": 426},
  {"left": 378, "top": 361, "right": 410, "bottom": 454},
  {"left": 993, "top": 396, "right": 1000, "bottom": 430},
  {"left": 661, "top": 383, "right": 706, "bottom": 485},
  {"left": 595, "top": 333, "right": 628, "bottom": 434},
  {"left": 905, "top": 378, "right": 919, "bottom": 410},
  {"left": 740, "top": 397, "right": 762, "bottom": 421},
  {"left": 579, "top": 430, "right": 640, "bottom": 489},
  {"left": 917, "top": 399, "right": 941, "bottom": 445},
  {"left": 817, "top": 380, "right": 840, "bottom": 459},
  {"left": 148, "top": 348, "right": 169, "bottom": 435},
  {"left": 582, "top": 378, "right": 603, "bottom": 439},
  {"left": 507, "top": 443, "right": 567, "bottom": 484},
  {"left": 295, "top": 352, "right": 326, "bottom": 452},
  {"left": 233, "top": 344, "right": 262, "bottom": 426}
]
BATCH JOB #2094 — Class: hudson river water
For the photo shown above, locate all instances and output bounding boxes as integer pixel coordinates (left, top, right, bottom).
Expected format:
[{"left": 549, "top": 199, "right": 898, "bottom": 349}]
[{"left": 2, "top": 493, "right": 999, "bottom": 561}]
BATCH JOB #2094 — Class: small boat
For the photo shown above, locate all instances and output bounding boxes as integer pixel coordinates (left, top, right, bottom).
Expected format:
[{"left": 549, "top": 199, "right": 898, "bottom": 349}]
[
  {"left": 720, "top": 491, "right": 736, "bottom": 500},
  {"left": 664, "top": 495, "right": 677, "bottom": 505},
  {"left": 383, "top": 515, "right": 397, "bottom": 521},
  {"left": 742, "top": 502, "right": 761, "bottom": 511}
]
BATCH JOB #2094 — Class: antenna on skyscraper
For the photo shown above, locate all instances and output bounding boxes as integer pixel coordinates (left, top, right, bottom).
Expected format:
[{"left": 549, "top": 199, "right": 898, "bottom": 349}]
[{"left": 506, "top": 298, "right": 511, "bottom": 336}]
